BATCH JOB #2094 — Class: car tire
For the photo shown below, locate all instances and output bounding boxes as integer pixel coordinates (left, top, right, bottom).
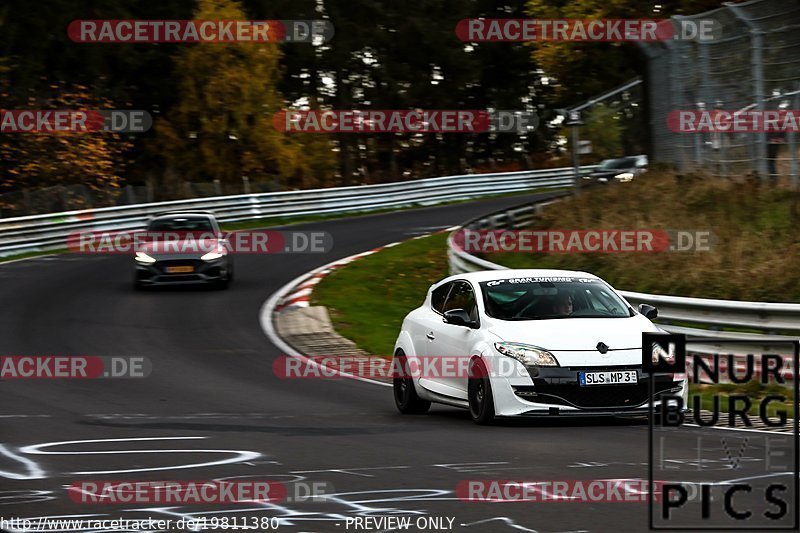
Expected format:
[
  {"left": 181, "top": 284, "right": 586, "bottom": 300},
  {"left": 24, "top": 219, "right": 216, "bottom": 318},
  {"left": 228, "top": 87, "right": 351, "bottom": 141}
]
[
  {"left": 393, "top": 351, "right": 430, "bottom": 415},
  {"left": 468, "top": 358, "right": 496, "bottom": 425}
]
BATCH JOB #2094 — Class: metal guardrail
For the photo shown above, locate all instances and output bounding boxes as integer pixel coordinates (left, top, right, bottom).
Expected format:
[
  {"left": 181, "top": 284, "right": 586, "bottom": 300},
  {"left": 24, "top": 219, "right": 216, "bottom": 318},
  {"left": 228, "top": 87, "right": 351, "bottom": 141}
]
[
  {"left": 0, "top": 167, "right": 580, "bottom": 257},
  {"left": 447, "top": 202, "right": 800, "bottom": 365}
]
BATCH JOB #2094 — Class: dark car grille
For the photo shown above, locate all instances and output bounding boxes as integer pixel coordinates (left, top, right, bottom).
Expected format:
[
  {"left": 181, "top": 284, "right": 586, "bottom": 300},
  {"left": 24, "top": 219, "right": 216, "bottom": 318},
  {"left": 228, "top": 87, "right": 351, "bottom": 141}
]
[{"left": 514, "top": 376, "right": 679, "bottom": 409}]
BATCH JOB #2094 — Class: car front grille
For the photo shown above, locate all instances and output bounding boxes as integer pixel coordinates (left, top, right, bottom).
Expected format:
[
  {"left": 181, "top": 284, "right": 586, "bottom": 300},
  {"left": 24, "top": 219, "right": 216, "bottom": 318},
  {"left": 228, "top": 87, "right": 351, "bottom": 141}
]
[{"left": 514, "top": 376, "right": 679, "bottom": 409}]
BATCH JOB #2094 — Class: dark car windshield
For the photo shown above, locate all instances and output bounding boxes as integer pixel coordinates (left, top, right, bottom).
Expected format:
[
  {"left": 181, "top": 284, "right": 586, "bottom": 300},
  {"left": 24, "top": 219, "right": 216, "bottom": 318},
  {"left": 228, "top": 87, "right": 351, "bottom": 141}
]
[
  {"left": 598, "top": 157, "right": 636, "bottom": 170},
  {"left": 479, "top": 277, "right": 632, "bottom": 320},
  {"left": 147, "top": 216, "right": 215, "bottom": 232}
]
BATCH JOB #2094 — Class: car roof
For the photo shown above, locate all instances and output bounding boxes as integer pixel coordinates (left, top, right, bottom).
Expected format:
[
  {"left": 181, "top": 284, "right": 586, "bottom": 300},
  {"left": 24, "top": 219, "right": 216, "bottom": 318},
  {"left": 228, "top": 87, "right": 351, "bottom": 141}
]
[{"left": 439, "top": 269, "right": 601, "bottom": 285}]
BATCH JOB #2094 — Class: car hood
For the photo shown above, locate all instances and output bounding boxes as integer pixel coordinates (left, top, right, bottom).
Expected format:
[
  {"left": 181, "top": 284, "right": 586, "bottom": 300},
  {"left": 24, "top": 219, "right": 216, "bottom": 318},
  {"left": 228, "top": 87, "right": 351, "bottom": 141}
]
[
  {"left": 137, "top": 239, "right": 223, "bottom": 259},
  {"left": 487, "top": 315, "right": 658, "bottom": 352}
]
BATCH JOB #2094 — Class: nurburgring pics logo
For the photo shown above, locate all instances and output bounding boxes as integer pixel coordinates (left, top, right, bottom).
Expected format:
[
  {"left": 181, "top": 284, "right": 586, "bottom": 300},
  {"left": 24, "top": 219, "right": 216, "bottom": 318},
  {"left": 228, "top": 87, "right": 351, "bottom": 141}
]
[
  {"left": 645, "top": 333, "right": 799, "bottom": 529},
  {"left": 68, "top": 20, "right": 334, "bottom": 43},
  {"left": 274, "top": 110, "right": 538, "bottom": 133}
]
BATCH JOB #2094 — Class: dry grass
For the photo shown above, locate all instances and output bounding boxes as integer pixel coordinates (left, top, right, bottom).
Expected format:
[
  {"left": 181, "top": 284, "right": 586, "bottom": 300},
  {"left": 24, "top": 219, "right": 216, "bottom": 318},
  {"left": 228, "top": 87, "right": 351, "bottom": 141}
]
[{"left": 485, "top": 171, "right": 800, "bottom": 302}]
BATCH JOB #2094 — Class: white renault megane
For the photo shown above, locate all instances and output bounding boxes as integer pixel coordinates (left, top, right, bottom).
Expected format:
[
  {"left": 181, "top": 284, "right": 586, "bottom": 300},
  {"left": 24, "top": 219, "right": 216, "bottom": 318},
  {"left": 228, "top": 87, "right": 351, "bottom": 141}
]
[{"left": 392, "top": 269, "right": 688, "bottom": 424}]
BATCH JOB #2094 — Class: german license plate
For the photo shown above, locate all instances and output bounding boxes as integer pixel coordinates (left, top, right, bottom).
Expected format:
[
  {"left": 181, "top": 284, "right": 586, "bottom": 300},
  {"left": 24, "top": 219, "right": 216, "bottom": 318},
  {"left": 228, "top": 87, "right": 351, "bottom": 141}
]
[
  {"left": 166, "top": 266, "right": 194, "bottom": 273},
  {"left": 579, "top": 370, "right": 638, "bottom": 386}
]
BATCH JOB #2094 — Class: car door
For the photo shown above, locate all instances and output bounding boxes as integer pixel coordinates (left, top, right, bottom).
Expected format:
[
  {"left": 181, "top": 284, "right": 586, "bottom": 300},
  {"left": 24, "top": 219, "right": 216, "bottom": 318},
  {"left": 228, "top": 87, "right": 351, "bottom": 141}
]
[
  {"left": 424, "top": 280, "right": 480, "bottom": 399},
  {"left": 416, "top": 281, "right": 460, "bottom": 398}
]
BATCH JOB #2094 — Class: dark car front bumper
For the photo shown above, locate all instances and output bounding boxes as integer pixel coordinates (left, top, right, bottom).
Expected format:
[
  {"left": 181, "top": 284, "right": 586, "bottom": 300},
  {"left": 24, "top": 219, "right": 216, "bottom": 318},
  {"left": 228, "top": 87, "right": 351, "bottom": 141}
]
[{"left": 135, "top": 257, "right": 231, "bottom": 285}]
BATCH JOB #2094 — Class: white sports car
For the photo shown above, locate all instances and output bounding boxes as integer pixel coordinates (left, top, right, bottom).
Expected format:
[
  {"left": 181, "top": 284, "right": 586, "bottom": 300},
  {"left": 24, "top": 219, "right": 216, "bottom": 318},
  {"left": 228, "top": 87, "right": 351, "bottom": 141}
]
[{"left": 392, "top": 269, "right": 688, "bottom": 424}]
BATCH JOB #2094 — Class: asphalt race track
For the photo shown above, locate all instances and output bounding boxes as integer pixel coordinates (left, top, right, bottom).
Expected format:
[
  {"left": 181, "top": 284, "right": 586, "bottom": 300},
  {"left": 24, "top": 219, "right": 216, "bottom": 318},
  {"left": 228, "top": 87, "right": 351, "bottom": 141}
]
[{"left": 0, "top": 193, "right": 795, "bottom": 533}]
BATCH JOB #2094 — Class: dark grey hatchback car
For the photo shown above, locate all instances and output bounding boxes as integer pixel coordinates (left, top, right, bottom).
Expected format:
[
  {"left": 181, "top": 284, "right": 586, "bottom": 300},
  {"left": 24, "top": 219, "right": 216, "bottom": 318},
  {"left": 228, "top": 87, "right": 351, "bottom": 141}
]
[{"left": 134, "top": 211, "right": 234, "bottom": 289}]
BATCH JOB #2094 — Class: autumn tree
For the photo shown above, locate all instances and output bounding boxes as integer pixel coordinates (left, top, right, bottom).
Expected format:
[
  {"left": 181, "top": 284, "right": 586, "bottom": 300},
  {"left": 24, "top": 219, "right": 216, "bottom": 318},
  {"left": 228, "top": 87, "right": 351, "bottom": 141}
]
[
  {"left": 0, "top": 82, "right": 132, "bottom": 195},
  {"left": 526, "top": 0, "right": 725, "bottom": 107},
  {"left": 155, "top": 0, "right": 334, "bottom": 191}
]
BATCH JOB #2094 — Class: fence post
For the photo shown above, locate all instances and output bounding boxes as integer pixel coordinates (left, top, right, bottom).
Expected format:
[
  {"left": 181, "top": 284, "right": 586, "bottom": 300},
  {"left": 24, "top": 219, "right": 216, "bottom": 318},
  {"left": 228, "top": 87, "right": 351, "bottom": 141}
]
[
  {"left": 666, "top": 38, "right": 685, "bottom": 172},
  {"left": 790, "top": 83, "right": 799, "bottom": 187},
  {"left": 571, "top": 123, "right": 581, "bottom": 194},
  {"left": 727, "top": 4, "right": 768, "bottom": 179}
]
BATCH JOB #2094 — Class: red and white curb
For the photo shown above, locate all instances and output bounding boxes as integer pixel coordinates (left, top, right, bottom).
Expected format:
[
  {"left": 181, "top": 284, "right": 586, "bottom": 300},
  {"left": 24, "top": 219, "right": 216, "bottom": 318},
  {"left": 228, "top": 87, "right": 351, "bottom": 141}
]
[
  {"left": 260, "top": 228, "right": 457, "bottom": 388},
  {"left": 275, "top": 230, "right": 455, "bottom": 312}
]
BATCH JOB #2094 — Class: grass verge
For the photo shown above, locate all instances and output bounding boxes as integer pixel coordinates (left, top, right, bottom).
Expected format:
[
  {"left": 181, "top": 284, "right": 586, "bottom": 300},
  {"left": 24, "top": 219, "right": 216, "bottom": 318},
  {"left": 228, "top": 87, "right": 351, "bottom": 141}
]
[{"left": 311, "top": 232, "right": 450, "bottom": 357}]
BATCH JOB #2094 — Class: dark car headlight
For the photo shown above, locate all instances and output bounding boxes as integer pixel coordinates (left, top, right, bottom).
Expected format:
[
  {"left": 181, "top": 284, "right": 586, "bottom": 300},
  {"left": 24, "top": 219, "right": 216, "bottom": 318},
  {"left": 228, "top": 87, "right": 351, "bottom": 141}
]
[
  {"left": 200, "top": 251, "right": 226, "bottom": 262},
  {"left": 135, "top": 251, "right": 156, "bottom": 264}
]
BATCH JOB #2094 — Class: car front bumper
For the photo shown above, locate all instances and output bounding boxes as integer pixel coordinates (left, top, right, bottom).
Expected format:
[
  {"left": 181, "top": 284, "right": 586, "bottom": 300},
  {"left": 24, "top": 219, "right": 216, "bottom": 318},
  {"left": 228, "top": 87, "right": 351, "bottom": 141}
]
[
  {"left": 491, "top": 365, "right": 688, "bottom": 418},
  {"left": 135, "top": 258, "right": 230, "bottom": 285}
]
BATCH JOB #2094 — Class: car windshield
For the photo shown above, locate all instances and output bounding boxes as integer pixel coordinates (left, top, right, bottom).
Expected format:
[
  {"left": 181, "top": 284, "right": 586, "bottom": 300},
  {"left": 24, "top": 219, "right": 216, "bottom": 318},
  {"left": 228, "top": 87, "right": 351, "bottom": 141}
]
[
  {"left": 599, "top": 157, "right": 636, "bottom": 170},
  {"left": 479, "top": 277, "right": 632, "bottom": 320},
  {"left": 148, "top": 216, "right": 214, "bottom": 232}
]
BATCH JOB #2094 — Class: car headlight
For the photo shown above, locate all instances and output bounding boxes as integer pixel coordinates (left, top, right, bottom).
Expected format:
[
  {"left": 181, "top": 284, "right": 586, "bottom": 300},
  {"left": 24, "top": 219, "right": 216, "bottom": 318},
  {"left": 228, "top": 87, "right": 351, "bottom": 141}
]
[
  {"left": 200, "top": 250, "right": 226, "bottom": 261},
  {"left": 494, "top": 342, "right": 559, "bottom": 366},
  {"left": 615, "top": 172, "right": 634, "bottom": 181},
  {"left": 135, "top": 251, "right": 156, "bottom": 264}
]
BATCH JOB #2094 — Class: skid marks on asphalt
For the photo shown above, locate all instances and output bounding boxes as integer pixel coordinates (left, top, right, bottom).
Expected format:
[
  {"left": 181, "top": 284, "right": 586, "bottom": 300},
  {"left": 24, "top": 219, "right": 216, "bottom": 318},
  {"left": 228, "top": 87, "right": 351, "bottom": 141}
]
[{"left": 0, "top": 439, "right": 594, "bottom": 533}]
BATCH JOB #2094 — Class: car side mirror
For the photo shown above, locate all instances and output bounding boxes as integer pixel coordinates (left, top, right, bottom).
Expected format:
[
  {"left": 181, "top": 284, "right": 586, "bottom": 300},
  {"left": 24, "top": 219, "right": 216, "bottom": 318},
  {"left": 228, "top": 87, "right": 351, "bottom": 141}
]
[
  {"left": 638, "top": 303, "right": 658, "bottom": 320},
  {"left": 443, "top": 309, "right": 478, "bottom": 329}
]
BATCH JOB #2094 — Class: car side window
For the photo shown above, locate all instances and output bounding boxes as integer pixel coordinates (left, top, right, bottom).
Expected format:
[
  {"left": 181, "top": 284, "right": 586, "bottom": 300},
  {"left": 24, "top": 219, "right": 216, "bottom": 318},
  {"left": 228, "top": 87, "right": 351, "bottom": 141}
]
[
  {"left": 431, "top": 282, "right": 453, "bottom": 313},
  {"left": 444, "top": 281, "right": 479, "bottom": 322}
]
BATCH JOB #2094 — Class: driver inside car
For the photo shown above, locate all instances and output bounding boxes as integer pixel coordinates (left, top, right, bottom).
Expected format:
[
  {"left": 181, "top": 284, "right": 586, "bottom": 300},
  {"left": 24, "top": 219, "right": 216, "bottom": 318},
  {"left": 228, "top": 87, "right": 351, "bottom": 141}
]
[{"left": 551, "top": 292, "right": 573, "bottom": 316}]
